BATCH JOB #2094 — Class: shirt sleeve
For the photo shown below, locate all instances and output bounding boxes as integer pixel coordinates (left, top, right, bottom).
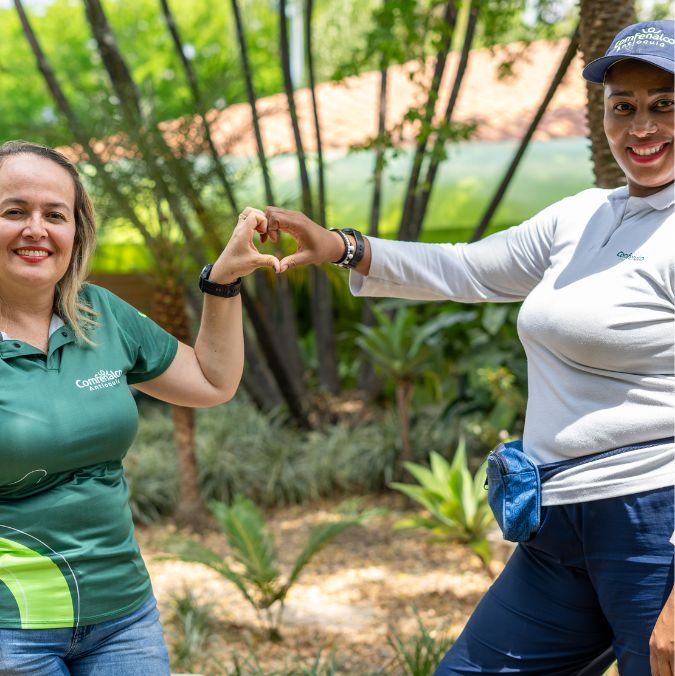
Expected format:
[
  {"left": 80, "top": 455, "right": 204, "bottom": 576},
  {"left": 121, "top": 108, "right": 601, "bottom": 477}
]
[
  {"left": 349, "top": 197, "right": 565, "bottom": 303},
  {"left": 88, "top": 285, "right": 178, "bottom": 385}
]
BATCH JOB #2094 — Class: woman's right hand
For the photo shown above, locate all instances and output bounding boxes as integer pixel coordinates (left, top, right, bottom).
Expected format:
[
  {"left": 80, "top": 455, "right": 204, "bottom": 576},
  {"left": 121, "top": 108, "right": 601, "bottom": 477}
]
[{"left": 264, "top": 207, "right": 345, "bottom": 272}]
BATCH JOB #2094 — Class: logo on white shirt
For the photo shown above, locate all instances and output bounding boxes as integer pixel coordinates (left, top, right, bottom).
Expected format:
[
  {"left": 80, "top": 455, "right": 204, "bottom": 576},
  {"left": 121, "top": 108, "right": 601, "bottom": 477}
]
[{"left": 617, "top": 251, "right": 644, "bottom": 262}]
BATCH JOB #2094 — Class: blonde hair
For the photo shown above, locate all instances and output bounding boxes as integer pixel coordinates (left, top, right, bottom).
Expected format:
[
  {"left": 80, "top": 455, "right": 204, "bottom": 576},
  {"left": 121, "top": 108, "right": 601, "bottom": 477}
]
[{"left": 0, "top": 141, "right": 98, "bottom": 344}]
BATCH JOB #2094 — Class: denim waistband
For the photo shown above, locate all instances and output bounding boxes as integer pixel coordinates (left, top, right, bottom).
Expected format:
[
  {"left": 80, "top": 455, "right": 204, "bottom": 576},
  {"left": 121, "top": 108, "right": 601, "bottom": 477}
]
[{"left": 538, "top": 437, "right": 674, "bottom": 484}]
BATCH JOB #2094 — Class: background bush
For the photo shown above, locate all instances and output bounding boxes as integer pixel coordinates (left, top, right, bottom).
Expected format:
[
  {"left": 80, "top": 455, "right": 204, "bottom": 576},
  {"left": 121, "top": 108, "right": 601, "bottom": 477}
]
[{"left": 124, "top": 396, "right": 452, "bottom": 523}]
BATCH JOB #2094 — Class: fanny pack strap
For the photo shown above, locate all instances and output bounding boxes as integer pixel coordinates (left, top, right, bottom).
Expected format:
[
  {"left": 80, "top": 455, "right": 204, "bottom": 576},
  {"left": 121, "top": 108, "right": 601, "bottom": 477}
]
[{"left": 538, "top": 437, "right": 674, "bottom": 484}]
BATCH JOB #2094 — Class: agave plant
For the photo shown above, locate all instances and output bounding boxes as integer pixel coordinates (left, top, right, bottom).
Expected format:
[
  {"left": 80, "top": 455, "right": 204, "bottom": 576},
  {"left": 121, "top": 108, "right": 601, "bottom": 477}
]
[
  {"left": 391, "top": 439, "right": 494, "bottom": 568},
  {"left": 164, "top": 496, "right": 360, "bottom": 640}
]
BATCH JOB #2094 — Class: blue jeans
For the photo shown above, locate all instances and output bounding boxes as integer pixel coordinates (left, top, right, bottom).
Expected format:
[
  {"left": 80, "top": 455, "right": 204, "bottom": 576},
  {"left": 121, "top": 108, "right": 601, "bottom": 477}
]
[
  {"left": 434, "top": 486, "right": 674, "bottom": 675},
  {"left": 0, "top": 594, "right": 170, "bottom": 675}
]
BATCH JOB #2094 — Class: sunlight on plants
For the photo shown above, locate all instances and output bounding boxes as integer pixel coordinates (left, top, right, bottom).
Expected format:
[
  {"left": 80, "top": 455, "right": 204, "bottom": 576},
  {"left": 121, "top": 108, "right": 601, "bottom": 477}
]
[{"left": 391, "top": 438, "right": 494, "bottom": 570}]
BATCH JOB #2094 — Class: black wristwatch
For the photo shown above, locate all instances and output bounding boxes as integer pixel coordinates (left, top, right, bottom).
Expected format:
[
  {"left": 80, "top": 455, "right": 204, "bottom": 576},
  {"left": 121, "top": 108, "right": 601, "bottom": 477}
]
[{"left": 198, "top": 264, "right": 242, "bottom": 298}]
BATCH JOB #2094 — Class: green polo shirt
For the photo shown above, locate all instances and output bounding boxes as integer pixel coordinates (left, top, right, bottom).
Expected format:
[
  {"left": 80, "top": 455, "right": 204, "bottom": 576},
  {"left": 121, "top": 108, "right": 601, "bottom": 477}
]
[{"left": 0, "top": 284, "right": 177, "bottom": 628}]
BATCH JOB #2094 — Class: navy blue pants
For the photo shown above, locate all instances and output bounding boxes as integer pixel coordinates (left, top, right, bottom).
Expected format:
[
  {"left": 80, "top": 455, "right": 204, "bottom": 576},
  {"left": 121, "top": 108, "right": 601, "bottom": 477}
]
[{"left": 434, "top": 486, "right": 674, "bottom": 675}]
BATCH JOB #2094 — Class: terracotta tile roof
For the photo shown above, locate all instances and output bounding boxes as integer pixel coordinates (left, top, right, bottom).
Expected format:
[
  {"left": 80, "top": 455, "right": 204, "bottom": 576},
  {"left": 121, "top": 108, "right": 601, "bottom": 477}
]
[
  {"left": 65, "top": 38, "right": 588, "bottom": 163},
  {"left": 186, "top": 37, "right": 588, "bottom": 157}
]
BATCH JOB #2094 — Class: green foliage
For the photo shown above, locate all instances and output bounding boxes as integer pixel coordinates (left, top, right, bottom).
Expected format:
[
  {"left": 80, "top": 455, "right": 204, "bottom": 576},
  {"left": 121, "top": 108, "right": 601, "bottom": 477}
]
[
  {"left": 356, "top": 303, "right": 475, "bottom": 385},
  {"left": 227, "top": 646, "right": 343, "bottom": 675},
  {"left": 0, "top": 0, "right": 388, "bottom": 147},
  {"left": 166, "top": 587, "right": 220, "bottom": 673},
  {"left": 123, "top": 404, "right": 178, "bottom": 524},
  {"left": 391, "top": 440, "right": 494, "bottom": 567},
  {"left": 163, "top": 496, "right": 360, "bottom": 640},
  {"left": 388, "top": 610, "right": 453, "bottom": 676},
  {"left": 124, "top": 396, "right": 408, "bottom": 523},
  {"left": 419, "top": 302, "right": 527, "bottom": 452},
  {"left": 357, "top": 301, "right": 479, "bottom": 464}
]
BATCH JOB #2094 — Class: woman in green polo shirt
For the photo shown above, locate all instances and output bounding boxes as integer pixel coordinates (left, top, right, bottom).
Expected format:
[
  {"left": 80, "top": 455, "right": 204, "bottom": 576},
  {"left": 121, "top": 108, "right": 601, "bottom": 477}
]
[{"left": 0, "top": 140, "right": 277, "bottom": 674}]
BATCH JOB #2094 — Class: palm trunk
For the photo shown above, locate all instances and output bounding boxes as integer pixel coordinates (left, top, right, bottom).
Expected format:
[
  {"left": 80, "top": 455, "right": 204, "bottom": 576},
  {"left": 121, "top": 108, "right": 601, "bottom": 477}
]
[
  {"left": 410, "top": 3, "right": 478, "bottom": 240},
  {"left": 159, "top": 0, "right": 239, "bottom": 213},
  {"left": 578, "top": 0, "right": 635, "bottom": 188},
  {"left": 151, "top": 255, "right": 209, "bottom": 530},
  {"left": 240, "top": 287, "right": 310, "bottom": 428},
  {"left": 231, "top": 0, "right": 307, "bottom": 395},
  {"left": 359, "top": 56, "right": 389, "bottom": 395},
  {"left": 171, "top": 405, "right": 210, "bottom": 531},
  {"left": 395, "top": 380, "right": 415, "bottom": 476},
  {"left": 279, "top": 0, "right": 313, "bottom": 217},
  {"left": 82, "top": 0, "right": 222, "bottom": 253},
  {"left": 230, "top": 0, "right": 274, "bottom": 205},
  {"left": 83, "top": 0, "right": 309, "bottom": 425},
  {"left": 242, "top": 328, "right": 283, "bottom": 411},
  {"left": 397, "top": 0, "right": 457, "bottom": 241},
  {"left": 469, "top": 27, "right": 580, "bottom": 242},
  {"left": 305, "top": 0, "right": 339, "bottom": 394},
  {"left": 278, "top": 0, "right": 338, "bottom": 394}
]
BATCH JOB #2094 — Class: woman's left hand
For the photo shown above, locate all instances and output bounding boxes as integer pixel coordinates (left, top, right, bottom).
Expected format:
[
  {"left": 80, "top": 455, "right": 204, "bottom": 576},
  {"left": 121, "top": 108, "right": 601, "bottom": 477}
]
[
  {"left": 210, "top": 207, "right": 280, "bottom": 283},
  {"left": 650, "top": 587, "right": 674, "bottom": 676}
]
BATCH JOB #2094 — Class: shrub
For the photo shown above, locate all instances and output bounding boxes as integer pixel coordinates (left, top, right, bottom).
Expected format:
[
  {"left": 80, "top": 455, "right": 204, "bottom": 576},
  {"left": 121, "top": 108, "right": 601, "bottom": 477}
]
[
  {"left": 124, "top": 396, "right": 457, "bottom": 523},
  {"left": 391, "top": 439, "right": 494, "bottom": 568},
  {"left": 388, "top": 610, "right": 453, "bottom": 676},
  {"left": 166, "top": 587, "right": 220, "bottom": 673},
  {"left": 162, "top": 496, "right": 361, "bottom": 640},
  {"left": 123, "top": 404, "right": 177, "bottom": 524}
]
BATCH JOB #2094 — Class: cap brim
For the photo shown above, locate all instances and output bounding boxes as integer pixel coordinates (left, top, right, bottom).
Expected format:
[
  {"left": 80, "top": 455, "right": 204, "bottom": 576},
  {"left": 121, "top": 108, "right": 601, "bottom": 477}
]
[{"left": 582, "top": 54, "right": 675, "bottom": 83}]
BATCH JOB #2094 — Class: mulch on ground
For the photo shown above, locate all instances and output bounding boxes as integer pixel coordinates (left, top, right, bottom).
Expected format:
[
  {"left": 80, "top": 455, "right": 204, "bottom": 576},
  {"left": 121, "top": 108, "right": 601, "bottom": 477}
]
[{"left": 137, "top": 493, "right": 511, "bottom": 675}]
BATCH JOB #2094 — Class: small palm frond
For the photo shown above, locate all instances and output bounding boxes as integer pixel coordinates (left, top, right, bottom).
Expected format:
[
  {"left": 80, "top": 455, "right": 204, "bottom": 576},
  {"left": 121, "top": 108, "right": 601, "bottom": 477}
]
[{"left": 209, "top": 497, "right": 279, "bottom": 586}]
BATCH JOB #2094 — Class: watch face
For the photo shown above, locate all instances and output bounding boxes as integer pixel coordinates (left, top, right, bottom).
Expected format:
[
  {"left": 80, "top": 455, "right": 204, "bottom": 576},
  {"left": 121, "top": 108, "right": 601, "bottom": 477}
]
[{"left": 200, "top": 264, "right": 212, "bottom": 280}]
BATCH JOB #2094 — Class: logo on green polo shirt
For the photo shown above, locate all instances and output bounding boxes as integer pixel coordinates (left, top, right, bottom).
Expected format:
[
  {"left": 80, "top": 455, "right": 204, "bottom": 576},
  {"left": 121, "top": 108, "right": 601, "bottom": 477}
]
[
  {"left": 75, "top": 369, "right": 123, "bottom": 391},
  {"left": 0, "top": 530, "right": 78, "bottom": 628}
]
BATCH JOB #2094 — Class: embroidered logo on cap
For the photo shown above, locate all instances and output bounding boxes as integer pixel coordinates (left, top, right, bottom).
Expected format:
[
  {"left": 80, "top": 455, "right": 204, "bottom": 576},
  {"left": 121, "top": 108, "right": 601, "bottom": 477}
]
[{"left": 612, "top": 26, "right": 675, "bottom": 53}]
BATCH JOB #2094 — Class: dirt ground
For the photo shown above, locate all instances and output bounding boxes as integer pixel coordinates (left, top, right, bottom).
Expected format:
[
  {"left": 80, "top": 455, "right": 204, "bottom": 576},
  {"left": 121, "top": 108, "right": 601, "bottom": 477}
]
[
  {"left": 137, "top": 494, "right": 617, "bottom": 676},
  {"left": 136, "top": 493, "right": 507, "bottom": 674}
]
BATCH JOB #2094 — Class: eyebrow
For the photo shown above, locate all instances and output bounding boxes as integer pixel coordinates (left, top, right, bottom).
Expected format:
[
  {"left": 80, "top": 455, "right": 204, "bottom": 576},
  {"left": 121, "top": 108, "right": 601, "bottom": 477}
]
[
  {"left": 608, "top": 87, "right": 674, "bottom": 97},
  {"left": 0, "top": 197, "right": 72, "bottom": 211}
]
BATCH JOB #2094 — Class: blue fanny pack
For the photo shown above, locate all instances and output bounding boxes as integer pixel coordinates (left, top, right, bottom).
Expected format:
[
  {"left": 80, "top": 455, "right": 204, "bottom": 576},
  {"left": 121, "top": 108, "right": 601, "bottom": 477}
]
[
  {"left": 486, "top": 440, "right": 540, "bottom": 542},
  {"left": 485, "top": 437, "right": 674, "bottom": 543}
]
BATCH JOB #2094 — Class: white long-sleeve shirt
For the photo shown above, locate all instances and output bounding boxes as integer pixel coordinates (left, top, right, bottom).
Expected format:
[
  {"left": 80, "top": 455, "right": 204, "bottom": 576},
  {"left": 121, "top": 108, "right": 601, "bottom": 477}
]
[{"left": 350, "top": 185, "right": 674, "bottom": 505}]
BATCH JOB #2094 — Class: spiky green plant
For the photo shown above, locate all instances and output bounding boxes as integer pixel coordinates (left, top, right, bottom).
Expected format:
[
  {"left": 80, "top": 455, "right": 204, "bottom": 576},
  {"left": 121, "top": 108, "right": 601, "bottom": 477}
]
[
  {"left": 391, "top": 439, "right": 494, "bottom": 568},
  {"left": 164, "top": 496, "right": 360, "bottom": 640},
  {"left": 166, "top": 587, "right": 219, "bottom": 673},
  {"left": 388, "top": 610, "right": 453, "bottom": 676}
]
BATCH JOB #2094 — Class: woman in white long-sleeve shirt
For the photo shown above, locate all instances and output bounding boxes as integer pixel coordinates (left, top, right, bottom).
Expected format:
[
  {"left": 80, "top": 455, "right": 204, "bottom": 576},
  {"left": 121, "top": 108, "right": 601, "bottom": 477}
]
[{"left": 265, "top": 20, "right": 675, "bottom": 676}]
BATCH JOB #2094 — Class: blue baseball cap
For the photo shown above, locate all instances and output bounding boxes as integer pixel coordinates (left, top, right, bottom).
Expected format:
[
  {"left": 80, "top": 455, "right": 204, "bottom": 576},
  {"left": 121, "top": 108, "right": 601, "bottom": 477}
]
[{"left": 582, "top": 20, "right": 675, "bottom": 84}]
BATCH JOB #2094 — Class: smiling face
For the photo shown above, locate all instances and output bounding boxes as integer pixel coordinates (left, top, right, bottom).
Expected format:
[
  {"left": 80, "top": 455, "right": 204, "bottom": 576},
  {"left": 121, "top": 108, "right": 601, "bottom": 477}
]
[
  {"left": 0, "top": 154, "right": 77, "bottom": 295},
  {"left": 604, "top": 60, "right": 674, "bottom": 197}
]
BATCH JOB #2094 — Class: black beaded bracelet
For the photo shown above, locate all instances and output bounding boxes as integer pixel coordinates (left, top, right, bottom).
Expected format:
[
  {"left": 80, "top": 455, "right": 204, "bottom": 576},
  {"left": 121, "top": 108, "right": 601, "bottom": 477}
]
[
  {"left": 330, "top": 228, "right": 354, "bottom": 266},
  {"left": 340, "top": 228, "right": 365, "bottom": 269}
]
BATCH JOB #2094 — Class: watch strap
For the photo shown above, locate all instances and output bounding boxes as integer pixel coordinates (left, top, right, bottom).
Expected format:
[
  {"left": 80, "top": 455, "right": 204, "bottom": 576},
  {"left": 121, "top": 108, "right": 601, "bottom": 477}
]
[{"left": 199, "top": 264, "right": 242, "bottom": 298}]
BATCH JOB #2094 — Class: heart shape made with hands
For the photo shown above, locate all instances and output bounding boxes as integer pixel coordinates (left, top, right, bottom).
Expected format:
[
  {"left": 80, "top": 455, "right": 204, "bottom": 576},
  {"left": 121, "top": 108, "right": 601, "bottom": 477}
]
[
  {"left": 264, "top": 206, "right": 340, "bottom": 273},
  {"left": 215, "top": 207, "right": 282, "bottom": 279}
]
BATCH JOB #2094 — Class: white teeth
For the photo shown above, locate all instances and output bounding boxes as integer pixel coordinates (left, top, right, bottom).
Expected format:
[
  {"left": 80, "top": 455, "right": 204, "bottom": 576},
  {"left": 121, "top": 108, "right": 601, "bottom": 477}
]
[
  {"left": 631, "top": 144, "right": 665, "bottom": 156},
  {"left": 15, "top": 249, "right": 49, "bottom": 257}
]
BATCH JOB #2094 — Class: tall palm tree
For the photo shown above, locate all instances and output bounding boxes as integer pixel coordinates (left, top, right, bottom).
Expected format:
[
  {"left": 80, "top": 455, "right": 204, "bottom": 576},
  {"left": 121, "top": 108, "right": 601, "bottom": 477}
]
[{"left": 578, "top": 0, "right": 636, "bottom": 187}]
